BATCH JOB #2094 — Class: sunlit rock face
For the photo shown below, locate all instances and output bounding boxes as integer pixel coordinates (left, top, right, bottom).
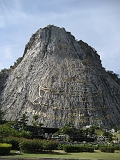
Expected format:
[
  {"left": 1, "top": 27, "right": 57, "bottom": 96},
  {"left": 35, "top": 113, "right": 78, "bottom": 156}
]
[{"left": 0, "top": 25, "right": 120, "bottom": 128}]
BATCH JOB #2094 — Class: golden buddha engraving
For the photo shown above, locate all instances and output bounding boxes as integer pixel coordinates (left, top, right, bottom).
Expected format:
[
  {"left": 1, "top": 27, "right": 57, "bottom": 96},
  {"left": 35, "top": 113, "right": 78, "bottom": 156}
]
[{"left": 28, "top": 40, "right": 112, "bottom": 125}]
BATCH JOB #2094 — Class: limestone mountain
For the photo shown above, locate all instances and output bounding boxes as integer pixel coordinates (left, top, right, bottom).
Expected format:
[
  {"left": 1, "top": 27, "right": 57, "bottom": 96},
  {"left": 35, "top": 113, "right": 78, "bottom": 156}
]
[{"left": 0, "top": 25, "right": 120, "bottom": 128}]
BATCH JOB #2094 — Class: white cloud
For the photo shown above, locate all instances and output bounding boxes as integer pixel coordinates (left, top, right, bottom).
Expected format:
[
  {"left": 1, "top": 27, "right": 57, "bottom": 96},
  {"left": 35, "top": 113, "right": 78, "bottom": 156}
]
[
  {"left": 0, "top": 0, "right": 28, "bottom": 26},
  {"left": 0, "top": 0, "right": 120, "bottom": 75}
]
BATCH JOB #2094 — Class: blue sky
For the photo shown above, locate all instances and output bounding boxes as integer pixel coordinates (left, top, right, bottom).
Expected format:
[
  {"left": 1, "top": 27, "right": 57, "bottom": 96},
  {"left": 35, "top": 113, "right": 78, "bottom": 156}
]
[{"left": 0, "top": 0, "right": 120, "bottom": 76}]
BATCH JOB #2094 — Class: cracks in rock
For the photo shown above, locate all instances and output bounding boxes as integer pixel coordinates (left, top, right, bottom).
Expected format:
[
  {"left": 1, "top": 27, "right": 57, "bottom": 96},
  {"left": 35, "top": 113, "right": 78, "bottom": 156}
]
[
  {"left": 42, "top": 27, "right": 52, "bottom": 58},
  {"left": 69, "top": 37, "right": 82, "bottom": 60}
]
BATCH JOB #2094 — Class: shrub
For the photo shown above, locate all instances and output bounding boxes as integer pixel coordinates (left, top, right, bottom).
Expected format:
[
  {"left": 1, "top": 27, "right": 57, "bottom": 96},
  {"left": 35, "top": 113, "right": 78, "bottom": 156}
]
[
  {"left": 19, "top": 130, "right": 32, "bottom": 139},
  {"left": 103, "top": 132, "right": 113, "bottom": 142},
  {"left": 100, "top": 146, "right": 107, "bottom": 152},
  {"left": 57, "top": 144, "right": 64, "bottom": 150},
  {"left": 19, "top": 139, "right": 58, "bottom": 153},
  {"left": 19, "top": 139, "right": 42, "bottom": 153},
  {"left": 114, "top": 144, "right": 120, "bottom": 150},
  {"left": 63, "top": 144, "right": 94, "bottom": 153},
  {"left": 3, "top": 137, "right": 20, "bottom": 150},
  {"left": 0, "top": 137, "right": 3, "bottom": 143},
  {"left": 42, "top": 140, "right": 58, "bottom": 151},
  {"left": 0, "top": 143, "right": 12, "bottom": 155},
  {"left": 84, "top": 144, "right": 94, "bottom": 152},
  {"left": 0, "top": 124, "right": 20, "bottom": 137},
  {"left": 100, "top": 145, "right": 115, "bottom": 153},
  {"left": 63, "top": 145, "right": 80, "bottom": 152},
  {"left": 107, "top": 146, "right": 115, "bottom": 153},
  {"left": 94, "top": 144, "right": 99, "bottom": 150}
]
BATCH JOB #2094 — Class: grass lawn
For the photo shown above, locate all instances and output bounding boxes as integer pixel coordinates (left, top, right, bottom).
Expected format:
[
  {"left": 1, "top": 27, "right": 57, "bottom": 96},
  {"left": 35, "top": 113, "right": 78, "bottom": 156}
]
[{"left": 0, "top": 150, "right": 120, "bottom": 160}]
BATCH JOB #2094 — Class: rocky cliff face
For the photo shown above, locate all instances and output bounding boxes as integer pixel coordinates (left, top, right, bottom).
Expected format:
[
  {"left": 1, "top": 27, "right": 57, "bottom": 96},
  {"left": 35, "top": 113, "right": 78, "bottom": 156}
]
[{"left": 0, "top": 25, "right": 120, "bottom": 128}]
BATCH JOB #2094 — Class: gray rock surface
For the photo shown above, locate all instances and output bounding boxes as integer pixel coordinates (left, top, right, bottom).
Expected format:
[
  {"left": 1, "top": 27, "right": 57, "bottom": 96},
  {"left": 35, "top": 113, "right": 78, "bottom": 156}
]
[{"left": 0, "top": 25, "right": 120, "bottom": 128}]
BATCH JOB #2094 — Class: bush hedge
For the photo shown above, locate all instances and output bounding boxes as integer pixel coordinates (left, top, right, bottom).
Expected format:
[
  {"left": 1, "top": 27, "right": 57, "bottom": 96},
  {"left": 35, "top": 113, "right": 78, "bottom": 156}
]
[
  {"left": 113, "top": 144, "right": 120, "bottom": 150},
  {"left": 42, "top": 140, "right": 58, "bottom": 151},
  {"left": 0, "top": 124, "right": 32, "bottom": 139},
  {"left": 3, "top": 137, "right": 20, "bottom": 150},
  {"left": 19, "top": 139, "right": 42, "bottom": 153},
  {"left": 0, "top": 137, "right": 3, "bottom": 143},
  {"left": 0, "top": 143, "right": 12, "bottom": 155},
  {"left": 19, "top": 139, "right": 58, "bottom": 153},
  {"left": 100, "top": 145, "right": 115, "bottom": 153},
  {"left": 63, "top": 144, "right": 94, "bottom": 152},
  {"left": 57, "top": 144, "right": 64, "bottom": 150}
]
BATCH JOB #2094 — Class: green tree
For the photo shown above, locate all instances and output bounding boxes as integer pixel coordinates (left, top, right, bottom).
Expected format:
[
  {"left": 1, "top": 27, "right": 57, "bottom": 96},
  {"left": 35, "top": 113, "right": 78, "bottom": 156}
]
[
  {"left": 32, "top": 115, "right": 39, "bottom": 127},
  {"left": 19, "top": 114, "right": 29, "bottom": 130},
  {"left": 32, "top": 115, "right": 44, "bottom": 136},
  {"left": 0, "top": 109, "right": 4, "bottom": 124},
  {"left": 88, "top": 126, "right": 95, "bottom": 136},
  {"left": 103, "top": 132, "right": 113, "bottom": 142},
  {"left": 60, "top": 124, "right": 76, "bottom": 137}
]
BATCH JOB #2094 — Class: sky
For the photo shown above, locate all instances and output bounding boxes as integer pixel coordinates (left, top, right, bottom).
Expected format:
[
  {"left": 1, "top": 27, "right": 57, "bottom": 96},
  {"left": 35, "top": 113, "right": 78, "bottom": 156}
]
[{"left": 0, "top": 0, "right": 120, "bottom": 76}]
